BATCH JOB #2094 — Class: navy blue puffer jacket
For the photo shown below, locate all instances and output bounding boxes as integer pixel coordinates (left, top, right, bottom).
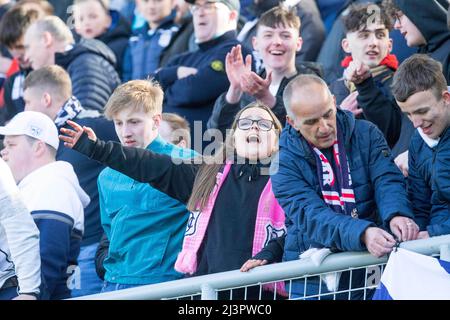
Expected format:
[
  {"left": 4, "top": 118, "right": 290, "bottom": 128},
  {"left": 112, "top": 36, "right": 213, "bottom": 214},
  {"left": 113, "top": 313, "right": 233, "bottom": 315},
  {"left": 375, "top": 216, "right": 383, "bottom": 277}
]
[
  {"left": 55, "top": 38, "right": 121, "bottom": 112},
  {"left": 408, "top": 129, "right": 450, "bottom": 237},
  {"left": 271, "top": 109, "right": 413, "bottom": 262}
]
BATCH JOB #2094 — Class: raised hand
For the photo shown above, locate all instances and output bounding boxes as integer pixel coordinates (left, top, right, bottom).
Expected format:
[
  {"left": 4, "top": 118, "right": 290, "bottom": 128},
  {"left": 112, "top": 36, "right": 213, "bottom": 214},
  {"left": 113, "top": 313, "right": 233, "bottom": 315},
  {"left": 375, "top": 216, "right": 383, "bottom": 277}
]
[
  {"left": 59, "top": 120, "right": 97, "bottom": 149},
  {"left": 240, "top": 71, "right": 276, "bottom": 108},
  {"left": 225, "top": 45, "right": 252, "bottom": 104},
  {"left": 343, "top": 59, "right": 371, "bottom": 84}
]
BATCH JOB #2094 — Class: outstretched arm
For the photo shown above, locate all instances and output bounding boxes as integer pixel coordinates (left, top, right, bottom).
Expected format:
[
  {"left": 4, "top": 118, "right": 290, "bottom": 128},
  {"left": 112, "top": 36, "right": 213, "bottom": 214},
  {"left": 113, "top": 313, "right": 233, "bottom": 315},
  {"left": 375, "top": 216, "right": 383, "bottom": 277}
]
[{"left": 60, "top": 120, "right": 198, "bottom": 204}]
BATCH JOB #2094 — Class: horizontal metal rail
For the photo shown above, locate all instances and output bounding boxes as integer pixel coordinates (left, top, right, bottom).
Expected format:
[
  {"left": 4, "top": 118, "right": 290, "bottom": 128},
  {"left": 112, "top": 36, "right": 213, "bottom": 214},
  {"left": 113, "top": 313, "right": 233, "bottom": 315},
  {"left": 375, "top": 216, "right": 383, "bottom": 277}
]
[{"left": 72, "top": 234, "right": 450, "bottom": 300}]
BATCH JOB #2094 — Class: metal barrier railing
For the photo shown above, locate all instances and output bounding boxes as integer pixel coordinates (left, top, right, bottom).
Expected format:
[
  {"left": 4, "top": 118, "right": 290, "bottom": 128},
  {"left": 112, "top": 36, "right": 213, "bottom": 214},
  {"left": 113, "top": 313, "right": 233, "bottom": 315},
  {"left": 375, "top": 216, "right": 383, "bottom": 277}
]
[{"left": 72, "top": 234, "right": 450, "bottom": 300}]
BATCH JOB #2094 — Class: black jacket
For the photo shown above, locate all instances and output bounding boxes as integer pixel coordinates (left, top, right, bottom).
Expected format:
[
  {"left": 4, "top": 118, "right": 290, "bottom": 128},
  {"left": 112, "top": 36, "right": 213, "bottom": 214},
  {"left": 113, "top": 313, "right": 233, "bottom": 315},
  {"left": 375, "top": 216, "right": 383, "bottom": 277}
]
[
  {"left": 95, "top": 233, "right": 109, "bottom": 280},
  {"left": 394, "top": 0, "right": 450, "bottom": 83},
  {"left": 55, "top": 39, "right": 121, "bottom": 112},
  {"left": 1, "top": 68, "right": 31, "bottom": 125},
  {"left": 94, "top": 10, "right": 131, "bottom": 79},
  {"left": 330, "top": 66, "right": 415, "bottom": 157}
]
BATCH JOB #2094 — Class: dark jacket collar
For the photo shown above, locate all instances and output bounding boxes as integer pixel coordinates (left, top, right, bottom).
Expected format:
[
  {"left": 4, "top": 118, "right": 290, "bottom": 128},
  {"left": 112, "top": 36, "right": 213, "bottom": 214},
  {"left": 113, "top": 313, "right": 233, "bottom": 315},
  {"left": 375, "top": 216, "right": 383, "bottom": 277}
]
[{"left": 198, "top": 30, "right": 237, "bottom": 51}]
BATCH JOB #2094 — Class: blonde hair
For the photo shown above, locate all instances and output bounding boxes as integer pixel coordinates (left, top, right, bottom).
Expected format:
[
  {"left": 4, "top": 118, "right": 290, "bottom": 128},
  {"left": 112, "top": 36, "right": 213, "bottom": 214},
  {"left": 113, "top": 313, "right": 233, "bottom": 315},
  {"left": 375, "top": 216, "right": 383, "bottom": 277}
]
[
  {"left": 32, "top": 15, "right": 74, "bottom": 44},
  {"left": 161, "top": 113, "right": 191, "bottom": 148},
  {"left": 104, "top": 80, "right": 164, "bottom": 120}
]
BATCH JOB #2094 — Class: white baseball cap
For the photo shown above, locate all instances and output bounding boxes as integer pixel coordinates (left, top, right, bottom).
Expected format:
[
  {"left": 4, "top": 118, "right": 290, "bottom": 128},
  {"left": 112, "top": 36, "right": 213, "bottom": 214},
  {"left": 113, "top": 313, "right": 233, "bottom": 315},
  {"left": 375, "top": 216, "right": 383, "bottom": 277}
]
[{"left": 0, "top": 111, "right": 59, "bottom": 150}]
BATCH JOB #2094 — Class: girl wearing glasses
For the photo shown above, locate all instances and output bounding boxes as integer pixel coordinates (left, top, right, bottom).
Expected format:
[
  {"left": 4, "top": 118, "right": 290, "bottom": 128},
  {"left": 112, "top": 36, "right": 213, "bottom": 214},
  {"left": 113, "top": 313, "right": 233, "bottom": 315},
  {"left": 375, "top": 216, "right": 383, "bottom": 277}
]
[{"left": 60, "top": 101, "right": 286, "bottom": 298}]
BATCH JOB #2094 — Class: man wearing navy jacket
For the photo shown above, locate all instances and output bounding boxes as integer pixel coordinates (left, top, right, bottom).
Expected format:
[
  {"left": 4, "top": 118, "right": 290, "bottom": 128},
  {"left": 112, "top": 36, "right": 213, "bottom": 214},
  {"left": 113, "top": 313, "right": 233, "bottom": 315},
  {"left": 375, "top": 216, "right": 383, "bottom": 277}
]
[{"left": 152, "top": 0, "right": 252, "bottom": 150}]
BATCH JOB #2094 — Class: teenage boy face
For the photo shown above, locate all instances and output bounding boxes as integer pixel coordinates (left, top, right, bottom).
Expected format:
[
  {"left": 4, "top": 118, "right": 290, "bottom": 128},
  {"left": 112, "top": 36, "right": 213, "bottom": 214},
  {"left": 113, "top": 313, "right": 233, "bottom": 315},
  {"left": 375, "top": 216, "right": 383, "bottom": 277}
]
[
  {"left": 342, "top": 23, "right": 392, "bottom": 68},
  {"left": 397, "top": 90, "right": 450, "bottom": 140},
  {"left": 253, "top": 24, "right": 302, "bottom": 72},
  {"left": 113, "top": 108, "right": 160, "bottom": 148},
  {"left": 136, "top": 0, "right": 174, "bottom": 26},
  {"left": 73, "top": 0, "right": 112, "bottom": 39}
]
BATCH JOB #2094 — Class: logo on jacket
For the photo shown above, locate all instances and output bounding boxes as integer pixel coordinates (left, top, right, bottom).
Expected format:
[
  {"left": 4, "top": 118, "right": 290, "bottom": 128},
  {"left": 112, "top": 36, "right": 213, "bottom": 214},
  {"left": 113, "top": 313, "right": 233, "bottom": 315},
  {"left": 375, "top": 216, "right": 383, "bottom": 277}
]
[
  {"left": 264, "top": 224, "right": 286, "bottom": 247},
  {"left": 185, "top": 211, "right": 201, "bottom": 236},
  {"left": 211, "top": 60, "right": 224, "bottom": 72}
]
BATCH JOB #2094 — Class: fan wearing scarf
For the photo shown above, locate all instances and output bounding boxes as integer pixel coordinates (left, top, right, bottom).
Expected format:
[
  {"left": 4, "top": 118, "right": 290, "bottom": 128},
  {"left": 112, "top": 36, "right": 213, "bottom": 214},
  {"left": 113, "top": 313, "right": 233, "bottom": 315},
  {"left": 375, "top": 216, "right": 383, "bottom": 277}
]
[
  {"left": 272, "top": 74, "right": 418, "bottom": 299},
  {"left": 329, "top": 3, "right": 414, "bottom": 159}
]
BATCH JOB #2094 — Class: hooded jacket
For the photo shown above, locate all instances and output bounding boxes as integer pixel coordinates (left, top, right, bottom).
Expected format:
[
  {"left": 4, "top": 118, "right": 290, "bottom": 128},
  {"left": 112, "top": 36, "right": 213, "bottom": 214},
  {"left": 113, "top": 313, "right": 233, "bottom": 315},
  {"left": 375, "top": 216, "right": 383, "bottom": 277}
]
[
  {"left": 55, "top": 38, "right": 121, "bottom": 112},
  {"left": 18, "top": 161, "right": 90, "bottom": 299},
  {"left": 271, "top": 109, "right": 413, "bottom": 262},
  {"left": 394, "top": 0, "right": 450, "bottom": 83}
]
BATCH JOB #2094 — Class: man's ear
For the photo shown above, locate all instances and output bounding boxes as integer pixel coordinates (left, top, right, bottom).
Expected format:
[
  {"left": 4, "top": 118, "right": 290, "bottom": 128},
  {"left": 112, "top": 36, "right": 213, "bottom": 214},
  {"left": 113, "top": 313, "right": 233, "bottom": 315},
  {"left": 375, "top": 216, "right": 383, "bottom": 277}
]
[
  {"left": 387, "top": 38, "right": 393, "bottom": 54},
  {"left": 296, "top": 36, "right": 303, "bottom": 52},
  {"left": 42, "top": 31, "right": 53, "bottom": 47},
  {"left": 33, "top": 140, "right": 46, "bottom": 157},
  {"left": 286, "top": 115, "right": 295, "bottom": 128},
  {"left": 341, "top": 38, "right": 351, "bottom": 54},
  {"left": 229, "top": 9, "right": 238, "bottom": 22},
  {"left": 42, "top": 92, "right": 52, "bottom": 108},
  {"left": 443, "top": 90, "right": 450, "bottom": 104}
]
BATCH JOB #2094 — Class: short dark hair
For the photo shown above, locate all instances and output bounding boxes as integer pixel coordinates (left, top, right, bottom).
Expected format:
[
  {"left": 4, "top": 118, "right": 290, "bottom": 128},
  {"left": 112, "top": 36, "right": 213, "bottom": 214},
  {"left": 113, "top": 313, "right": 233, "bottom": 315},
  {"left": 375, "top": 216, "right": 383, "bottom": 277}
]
[
  {"left": 257, "top": 4, "right": 300, "bottom": 32},
  {"left": 392, "top": 54, "right": 447, "bottom": 102},
  {"left": 0, "top": 5, "right": 39, "bottom": 47},
  {"left": 343, "top": 3, "right": 393, "bottom": 33}
]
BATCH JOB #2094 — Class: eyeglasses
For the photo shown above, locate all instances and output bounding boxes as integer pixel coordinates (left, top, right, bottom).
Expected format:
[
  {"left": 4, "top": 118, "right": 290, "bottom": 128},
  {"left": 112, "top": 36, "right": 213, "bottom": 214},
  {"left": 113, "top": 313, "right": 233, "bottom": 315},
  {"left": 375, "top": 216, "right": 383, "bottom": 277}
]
[
  {"left": 393, "top": 11, "right": 404, "bottom": 23},
  {"left": 190, "top": 1, "right": 217, "bottom": 14},
  {"left": 237, "top": 118, "right": 274, "bottom": 131}
]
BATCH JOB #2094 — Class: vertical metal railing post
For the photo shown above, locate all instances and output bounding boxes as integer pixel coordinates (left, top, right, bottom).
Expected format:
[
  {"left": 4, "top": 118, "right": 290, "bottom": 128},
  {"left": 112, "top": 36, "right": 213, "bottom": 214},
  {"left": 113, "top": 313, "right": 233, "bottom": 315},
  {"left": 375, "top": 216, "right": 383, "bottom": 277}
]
[
  {"left": 201, "top": 284, "right": 217, "bottom": 300},
  {"left": 440, "top": 244, "right": 450, "bottom": 262}
]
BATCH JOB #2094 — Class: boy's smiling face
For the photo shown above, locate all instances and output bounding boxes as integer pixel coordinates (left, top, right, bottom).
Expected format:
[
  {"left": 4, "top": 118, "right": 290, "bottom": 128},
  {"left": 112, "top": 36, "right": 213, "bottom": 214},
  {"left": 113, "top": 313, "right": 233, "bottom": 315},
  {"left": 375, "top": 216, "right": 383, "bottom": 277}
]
[{"left": 252, "top": 24, "right": 302, "bottom": 73}]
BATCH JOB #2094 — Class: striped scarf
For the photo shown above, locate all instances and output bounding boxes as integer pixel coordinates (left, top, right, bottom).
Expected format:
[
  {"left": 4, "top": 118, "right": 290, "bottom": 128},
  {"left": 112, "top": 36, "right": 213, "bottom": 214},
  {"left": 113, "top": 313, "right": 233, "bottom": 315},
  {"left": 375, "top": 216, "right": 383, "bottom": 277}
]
[{"left": 310, "top": 127, "right": 357, "bottom": 217}]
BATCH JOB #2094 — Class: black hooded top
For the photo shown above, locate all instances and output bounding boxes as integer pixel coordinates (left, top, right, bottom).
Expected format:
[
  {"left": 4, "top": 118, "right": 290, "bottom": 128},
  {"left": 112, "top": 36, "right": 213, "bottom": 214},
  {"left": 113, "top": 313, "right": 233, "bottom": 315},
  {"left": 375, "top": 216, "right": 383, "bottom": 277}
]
[
  {"left": 95, "top": 10, "right": 131, "bottom": 78},
  {"left": 394, "top": 0, "right": 450, "bottom": 83}
]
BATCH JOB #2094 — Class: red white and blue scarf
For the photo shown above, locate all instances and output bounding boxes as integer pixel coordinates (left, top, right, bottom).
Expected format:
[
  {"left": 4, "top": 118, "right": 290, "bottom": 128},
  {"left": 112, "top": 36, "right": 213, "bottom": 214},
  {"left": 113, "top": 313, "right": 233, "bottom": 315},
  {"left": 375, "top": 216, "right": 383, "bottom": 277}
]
[{"left": 310, "top": 128, "right": 357, "bottom": 216}]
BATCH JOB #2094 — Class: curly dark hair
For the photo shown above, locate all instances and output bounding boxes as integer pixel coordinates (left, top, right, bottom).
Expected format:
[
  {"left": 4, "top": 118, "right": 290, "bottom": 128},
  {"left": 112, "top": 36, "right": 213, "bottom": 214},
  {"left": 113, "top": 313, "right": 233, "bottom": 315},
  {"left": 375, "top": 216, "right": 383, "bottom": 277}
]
[{"left": 343, "top": 3, "right": 393, "bottom": 33}]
